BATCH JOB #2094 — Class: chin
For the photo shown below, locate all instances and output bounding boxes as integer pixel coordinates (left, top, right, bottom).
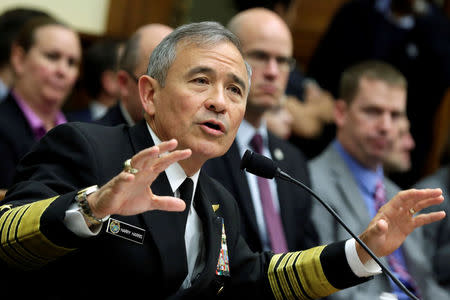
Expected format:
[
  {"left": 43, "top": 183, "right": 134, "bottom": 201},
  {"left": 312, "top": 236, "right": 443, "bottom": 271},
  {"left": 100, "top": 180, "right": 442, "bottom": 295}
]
[{"left": 196, "top": 141, "right": 229, "bottom": 160}]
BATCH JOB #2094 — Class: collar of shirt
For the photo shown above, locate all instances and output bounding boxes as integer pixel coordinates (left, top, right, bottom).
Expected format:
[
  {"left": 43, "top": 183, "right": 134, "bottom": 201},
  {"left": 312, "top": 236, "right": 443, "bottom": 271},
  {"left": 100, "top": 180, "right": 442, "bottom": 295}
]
[
  {"left": 89, "top": 100, "right": 109, "bottom": 120},
  {"left": 236, "top": 118, "right": 270, "bottom": 158},
  {"left": 13, "top": 90, "right": 67, "bottom": 140},
  {"left": 333, "top": 140, "right": 384, "bottom": 217},
  {"left": 119, "top": 101, "right": 135, "bottom": 126},
  {"left": 146, "top": 122, "right": 200, "bottom": 196}
]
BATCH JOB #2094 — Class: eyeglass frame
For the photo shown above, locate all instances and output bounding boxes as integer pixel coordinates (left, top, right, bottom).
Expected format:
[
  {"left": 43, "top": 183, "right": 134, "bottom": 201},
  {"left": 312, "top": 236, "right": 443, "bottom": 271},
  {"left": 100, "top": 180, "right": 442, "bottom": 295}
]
[{"left": 244, "top": 50, "right": 296, "bottom": 72}]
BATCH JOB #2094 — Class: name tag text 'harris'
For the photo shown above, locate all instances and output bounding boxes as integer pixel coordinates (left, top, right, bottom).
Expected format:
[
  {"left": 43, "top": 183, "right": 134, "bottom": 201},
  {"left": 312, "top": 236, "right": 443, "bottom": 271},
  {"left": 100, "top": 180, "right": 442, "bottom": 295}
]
[{"left": 106, "top": 218, "right": 146, "bottom": 244}]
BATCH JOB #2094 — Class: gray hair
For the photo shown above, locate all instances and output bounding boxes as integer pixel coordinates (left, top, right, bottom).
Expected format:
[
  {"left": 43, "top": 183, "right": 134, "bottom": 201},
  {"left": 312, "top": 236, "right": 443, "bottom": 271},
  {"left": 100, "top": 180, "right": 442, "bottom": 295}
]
[{"left": 147, "top": 21, "right": 252, "bottom": 88}]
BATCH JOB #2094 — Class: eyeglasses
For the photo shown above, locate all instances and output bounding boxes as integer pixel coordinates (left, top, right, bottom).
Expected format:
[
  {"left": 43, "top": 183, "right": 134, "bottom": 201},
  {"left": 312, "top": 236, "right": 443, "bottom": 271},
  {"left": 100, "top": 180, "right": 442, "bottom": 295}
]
[{"left": 245, "top": 50, "right": 296, "bottom": 72}]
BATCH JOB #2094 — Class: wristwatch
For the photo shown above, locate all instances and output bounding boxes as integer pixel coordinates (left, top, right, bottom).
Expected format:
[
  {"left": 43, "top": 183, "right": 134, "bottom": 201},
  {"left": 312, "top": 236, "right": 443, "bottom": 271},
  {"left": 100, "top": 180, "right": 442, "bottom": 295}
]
[{"left": 75, "top": 185, "right": 108, "bottom": 226}]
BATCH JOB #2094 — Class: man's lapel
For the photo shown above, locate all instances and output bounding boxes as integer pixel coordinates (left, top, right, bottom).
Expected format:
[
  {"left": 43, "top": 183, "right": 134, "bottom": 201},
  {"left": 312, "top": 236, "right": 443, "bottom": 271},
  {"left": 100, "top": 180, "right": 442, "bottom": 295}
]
[
  {"left": 226, "top": 142, "right": 259, "bottom": 236},
  {"left": 192, "top": 172, "right": 223, "bottom": 282},
  {"left": 129, "top": 120, "right": 189, "bottom": 291},
  {"left": 326, "top": 146, "right": 371, "bottom": 226}
]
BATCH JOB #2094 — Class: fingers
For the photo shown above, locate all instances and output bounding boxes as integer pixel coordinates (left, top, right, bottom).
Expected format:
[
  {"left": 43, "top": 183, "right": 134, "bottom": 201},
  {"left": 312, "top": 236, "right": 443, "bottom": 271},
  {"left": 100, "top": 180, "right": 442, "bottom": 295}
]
[
  {"left": 131, "top": 139, "right": 179, "bottom": 167},
  {"left": 413, "top": 211, "right": 446, "bottom": 227},
  {"left": 413, "top": 195, "right": 444, "bottom": 213},
  {"left": 127, "top": 139, "right": 192, "bottom": 180},
  {"left": 392, "top": 188, "right": 443, "bottom": 211},
  {"left": 151, "top": 195, "right": 186, "bottom": 212}
]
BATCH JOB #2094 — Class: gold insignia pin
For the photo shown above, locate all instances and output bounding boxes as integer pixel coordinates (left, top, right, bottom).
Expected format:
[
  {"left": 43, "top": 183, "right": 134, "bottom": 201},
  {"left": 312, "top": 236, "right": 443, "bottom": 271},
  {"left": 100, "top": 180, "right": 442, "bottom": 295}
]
[{"left": 212, "top": 204, "right": 220, "bottom": 212}]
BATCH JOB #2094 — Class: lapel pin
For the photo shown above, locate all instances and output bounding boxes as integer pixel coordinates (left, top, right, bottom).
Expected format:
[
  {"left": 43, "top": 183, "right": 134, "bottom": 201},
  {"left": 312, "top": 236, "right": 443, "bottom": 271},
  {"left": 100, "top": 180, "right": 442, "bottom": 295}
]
[{"left": 274, "top": 148, "right": 284, "bottom": 161}]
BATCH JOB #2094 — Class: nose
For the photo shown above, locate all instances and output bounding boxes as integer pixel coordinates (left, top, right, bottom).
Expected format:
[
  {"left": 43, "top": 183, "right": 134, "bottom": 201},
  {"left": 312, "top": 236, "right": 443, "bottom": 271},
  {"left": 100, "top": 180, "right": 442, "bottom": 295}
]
[
  {"left": 405, "top": 133, "right": 415, "bottom": 150},
  {"left": 205, "top": 86, "right": 227, "bottom": 113},
  {"left": 378, "top": 112, "right": 393, "bottom": 133},
  {"left": 263, "top": 57, "right": 280, "bottom": 79}
]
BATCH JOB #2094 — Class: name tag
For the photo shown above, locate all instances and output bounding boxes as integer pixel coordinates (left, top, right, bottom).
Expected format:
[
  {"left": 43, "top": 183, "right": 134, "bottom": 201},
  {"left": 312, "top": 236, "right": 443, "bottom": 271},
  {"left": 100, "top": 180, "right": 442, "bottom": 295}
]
[{"left": 106, "top": 218, "right": 146, "bottom": 244}]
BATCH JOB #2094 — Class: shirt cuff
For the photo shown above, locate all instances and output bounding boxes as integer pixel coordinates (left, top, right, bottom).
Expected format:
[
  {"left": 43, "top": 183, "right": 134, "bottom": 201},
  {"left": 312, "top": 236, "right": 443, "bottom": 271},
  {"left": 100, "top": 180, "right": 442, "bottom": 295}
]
[
  {"left": 345, "top": 238, "right": 382, "bottom": 277},
  {"left": 64, "top": 203, "right": 103, "bottom": 237}
]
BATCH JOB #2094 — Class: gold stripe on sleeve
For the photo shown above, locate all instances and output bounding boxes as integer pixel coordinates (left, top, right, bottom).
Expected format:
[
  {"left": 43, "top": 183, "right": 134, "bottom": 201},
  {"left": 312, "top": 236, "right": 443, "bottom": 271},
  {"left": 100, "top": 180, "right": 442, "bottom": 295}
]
[
  {"left": 268, "top": 253, "right": 284, "bottom": 300},
  {"left": 285, "top": 251, "right": 306, "bottom": 299},
  {"left": 5, "top": 204, "right": 45, "bottom": 269},
  {"left": 268, "top": 246, "right": 339, "bottom": 299},
  {"left": 277, "top": 252, "right": 295, "bottom": 298},
  {"left": 0, "top": 208, "right": 20, "bottom": 267},
  {"left": 295, "top": 246, "right": 338, "bottom": 299},
  {"left": 1, "top": 197, "right": 75, "bottom": 269}
]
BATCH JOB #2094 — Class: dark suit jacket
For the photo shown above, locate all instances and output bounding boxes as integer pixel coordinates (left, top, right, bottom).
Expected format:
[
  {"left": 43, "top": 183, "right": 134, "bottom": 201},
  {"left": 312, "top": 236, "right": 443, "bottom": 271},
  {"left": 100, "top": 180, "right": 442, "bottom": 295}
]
[
  {"left": 96, "top": 102, "right": 128, "bottom": 126},
  {"left": 66, "top": 107, "right": 94, "bottom": 123},
  {"left": 0, "top": 120, "right": 368, "bottom": 299},
  {"left": 0, "top": 93, "right": 38, "bottom": 189},
  {"left": 203, "top": 132, "right": 318, "bottom": 253}
]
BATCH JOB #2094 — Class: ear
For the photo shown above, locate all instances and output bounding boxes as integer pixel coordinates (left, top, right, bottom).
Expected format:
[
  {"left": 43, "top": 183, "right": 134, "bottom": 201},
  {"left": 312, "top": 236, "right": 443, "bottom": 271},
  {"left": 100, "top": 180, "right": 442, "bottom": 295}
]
[
  {"left": 138, "top": 75, "right": 158, "bottom": 117},
  {"left": 101, "top": 70, "right": 119, "bottom": 96},
  {"left": 334, "top": 99, "right": 348, "bottom": 127},
  {"left": 10, "top": 44, "right": 26, "bottom": 76},
  {"left": 116, "top": 70, "right": 130, "bottom": 98}
]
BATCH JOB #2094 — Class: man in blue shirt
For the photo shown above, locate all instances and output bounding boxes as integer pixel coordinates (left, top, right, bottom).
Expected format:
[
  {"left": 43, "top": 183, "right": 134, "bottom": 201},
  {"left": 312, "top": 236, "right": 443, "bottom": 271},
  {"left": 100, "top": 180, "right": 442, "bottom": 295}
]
[{"left": 308, "top": 60, "right": 449, "bottom": 299}]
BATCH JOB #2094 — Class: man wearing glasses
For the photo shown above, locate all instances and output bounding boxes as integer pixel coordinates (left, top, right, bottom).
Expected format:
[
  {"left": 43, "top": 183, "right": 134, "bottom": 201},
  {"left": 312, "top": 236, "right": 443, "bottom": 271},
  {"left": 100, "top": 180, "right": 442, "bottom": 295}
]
[
  {"left": 204, "top": 8, "right": 318, "bottom": 254},
  {"left": 98, "top": 23, "right": 173, "bottom": 126}
]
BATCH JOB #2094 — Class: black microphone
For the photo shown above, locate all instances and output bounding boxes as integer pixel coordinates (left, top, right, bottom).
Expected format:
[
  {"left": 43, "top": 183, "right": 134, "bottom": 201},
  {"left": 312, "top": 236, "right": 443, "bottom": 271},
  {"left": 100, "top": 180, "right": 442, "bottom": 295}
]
[{"left": 240, "top": 149, "right": 419, "bottom": 300}]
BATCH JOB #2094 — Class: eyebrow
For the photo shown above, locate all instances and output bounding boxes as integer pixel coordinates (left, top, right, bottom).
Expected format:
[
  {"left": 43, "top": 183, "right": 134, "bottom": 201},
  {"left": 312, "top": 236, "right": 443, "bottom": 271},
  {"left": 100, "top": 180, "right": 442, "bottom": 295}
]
[{"left": 186, "top": 66, "right": 247, "bottom": 93}]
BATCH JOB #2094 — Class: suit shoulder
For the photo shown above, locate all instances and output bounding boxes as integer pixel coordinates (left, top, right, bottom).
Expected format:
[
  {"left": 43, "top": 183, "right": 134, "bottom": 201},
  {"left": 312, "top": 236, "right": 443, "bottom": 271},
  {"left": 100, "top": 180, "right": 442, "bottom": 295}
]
[{"left": 51, "top": 121, "right": 128, "bottom": 137}]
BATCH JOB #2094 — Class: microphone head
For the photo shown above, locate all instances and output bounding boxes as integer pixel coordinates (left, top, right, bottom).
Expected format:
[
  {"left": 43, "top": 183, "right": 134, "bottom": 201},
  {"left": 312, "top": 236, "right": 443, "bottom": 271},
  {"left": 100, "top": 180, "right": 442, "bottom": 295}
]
[{"left": 240, "top": 150, "right": 278, "bottom": 179}]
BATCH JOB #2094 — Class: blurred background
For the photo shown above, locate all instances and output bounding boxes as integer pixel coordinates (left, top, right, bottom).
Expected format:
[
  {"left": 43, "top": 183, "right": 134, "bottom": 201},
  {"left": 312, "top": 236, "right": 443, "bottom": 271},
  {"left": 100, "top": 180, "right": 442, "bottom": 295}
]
[{"left": 0, "top": 0, "right": 448, "bottom": 182}]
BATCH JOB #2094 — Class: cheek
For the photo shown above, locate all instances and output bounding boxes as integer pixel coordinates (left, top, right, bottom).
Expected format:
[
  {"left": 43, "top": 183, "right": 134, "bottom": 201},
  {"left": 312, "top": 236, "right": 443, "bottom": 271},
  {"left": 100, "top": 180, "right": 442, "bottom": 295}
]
[
  {"left": 30, "top": 61, "right": 52, "bottom": 83},
  {"left": 230, "top": 103, "right": 246, "bottom": 130},
  {"left": 67, "top": 68, "right": 80, "bottom": 84}
]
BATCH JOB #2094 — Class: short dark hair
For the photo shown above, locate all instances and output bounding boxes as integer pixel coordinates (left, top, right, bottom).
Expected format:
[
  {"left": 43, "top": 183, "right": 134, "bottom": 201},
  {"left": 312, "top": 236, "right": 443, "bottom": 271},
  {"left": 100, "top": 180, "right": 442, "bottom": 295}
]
[
  {"left": 14, "top": 16, "right": 68, "bottom": 53},
  {"left": 82, "top": 38, "right": 123, "bottom": 98},
  {"left": 0, "top": 8, "right": 50, "bottom": 67},
  {"left": 339, "top": 60, "right": 407, "bottom": 104}
]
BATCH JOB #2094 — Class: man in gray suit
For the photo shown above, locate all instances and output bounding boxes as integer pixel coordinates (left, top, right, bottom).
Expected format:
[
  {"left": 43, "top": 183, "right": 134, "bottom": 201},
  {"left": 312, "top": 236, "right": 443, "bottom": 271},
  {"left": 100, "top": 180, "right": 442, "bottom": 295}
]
[{"left": 308, "top": 60, "right": 449, "bottom": 299}]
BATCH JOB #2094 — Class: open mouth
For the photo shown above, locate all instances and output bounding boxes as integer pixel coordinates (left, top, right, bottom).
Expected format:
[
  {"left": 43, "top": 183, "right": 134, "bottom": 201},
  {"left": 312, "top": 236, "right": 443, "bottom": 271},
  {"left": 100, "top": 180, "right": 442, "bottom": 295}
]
[{"left": 204, "top": 122, "right": 221, "bottom": 131}]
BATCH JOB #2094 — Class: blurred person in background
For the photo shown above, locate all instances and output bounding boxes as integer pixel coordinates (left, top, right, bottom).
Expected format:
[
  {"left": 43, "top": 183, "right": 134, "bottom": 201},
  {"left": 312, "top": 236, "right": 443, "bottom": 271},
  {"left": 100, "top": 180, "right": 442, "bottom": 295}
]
[
  {"left": 383, "top": 116, "right": 416, "bottom": 188},
  {"left": 309, "top": 60, "right": 449, "bottom": 299},
  {"left": 415, "top": 131, "right": 450, "bottom": 292},
  {"left": 98, "top": 23, "right": 173, "bottom": 126},
  {"left": 233, "top": 0, "right": 336, "bottom": 159},
  {"left": 0, "top": 16, "right": 81, "bottom": 189},
  {"left": 67, "top": 38, "right": 124, "bottom": 122},
  {"left": 306, "top": 0, "right": 450, "bottom": 186},
  {"left": 204, "top": 8, "right": 318, "bottom": 254},
  {"left": 0, "top": 8, "right": 50, "bottom": 102}
]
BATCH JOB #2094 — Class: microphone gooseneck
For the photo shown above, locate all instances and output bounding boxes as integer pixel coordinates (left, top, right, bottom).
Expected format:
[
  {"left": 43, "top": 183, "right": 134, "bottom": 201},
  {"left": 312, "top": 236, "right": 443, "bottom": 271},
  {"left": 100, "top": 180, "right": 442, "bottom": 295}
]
[{"left": 240, "top": 150, "right": 419, "bottom": 300}]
